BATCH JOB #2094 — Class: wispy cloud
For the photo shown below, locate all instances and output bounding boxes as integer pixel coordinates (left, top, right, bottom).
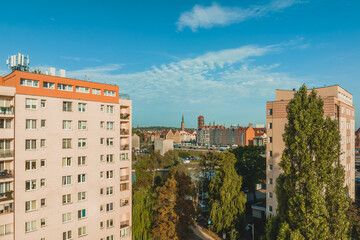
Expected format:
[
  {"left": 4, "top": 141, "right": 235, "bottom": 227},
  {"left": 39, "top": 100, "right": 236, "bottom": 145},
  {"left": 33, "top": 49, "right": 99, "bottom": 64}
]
[
  {"left": 61, "top": 56, "right": 101, "bottom": 62},
  {"left": 67, "top": 43, "right": 304, "bottom": 106},
  {"left": 177, "top": 0, "right": 303, "bottom": 31}
]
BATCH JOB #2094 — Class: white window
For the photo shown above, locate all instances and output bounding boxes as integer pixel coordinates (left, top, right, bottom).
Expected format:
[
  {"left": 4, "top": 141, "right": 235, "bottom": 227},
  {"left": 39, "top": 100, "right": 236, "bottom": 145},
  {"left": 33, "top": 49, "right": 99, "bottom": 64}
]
[
  {"left": 100, "top": 138, "right": 104, "bottom": 145},
  {"left": 40, "top": 139, "right": 46, "bottom": 147},
  {"left": 25, "top": 180, "right": 37, "bottom": 191},
  {"left": 62, "top": 120, "right": 72, "bottom": 130},
  {"left": 106, "top": 122, "right": 114, "bottom": 130},
  {"left": 120, "top": 153, "right": 129, "bottom": 161},
  {"left": 63, "top": 230, "right": 72, "bottom": 240},
  {"left": 62, "top": 176, "right": 72, "bottom": 186},
  {"left": 106, "top": 202, "right": 113, "bottom": 212},
  {"left": 78, "top": 121, "right": 87, "bottom": 130},
  {"left": 78, "top": 209, "right": 86, "bottom": 219},
  {"left": 40, "top": 218, "right": 46, "bottom": 227},
  {"left": 25, "top": 220, "right": 37, "bottom": 232},
  {"left": 100, "top": 155, "right": 104, "bottom": 162},
  {"left": 0, "top": 223, "right": 12, "bottom": 236},
  {"left": 25, "top": 140, "right": 36, "bottom": 150},
  {"left": 62, "top": 194, "right": 72, "bottom": 204},
  {"left": 78, "top": 156, "right": 86, "bottom": 166},
  {"left": 40, "top": 178, "right": 46, "bottom": 187},
  {"left": 26, "top": 119, "right": 36, "bottom": 129},
  {"left": 63, "top": 102, "right": 72, "bottom": 112},
  {"left": 62, "top": 212, "right": 72, "bottom": 223},
  {"left": 41, "top": 100, "right": 46, "bottom": 108},
  {"left": 78, "top": 174, "right": 86, "bottom": 183},
  {"left": 62, "top": 157, "right": 72, "bottom": 167},
  {"left": 104, "top": 90, "right": 116, "bottom": 97},
  {"left": 78, "top": 191, "right": 86, "bottom": 201},
  {"left": 106, "top": 154, "right": 114, "bottom": 163},
  {"left": 21, "top": 79, "right": 39, "bottom": 87},
  {"left": 78, "top": 103, "right": 87, "bottom": 112},
  {"left": 92, "top": 88, "right": 101, "bottom": 95},
  {"left": 41, "top": 159, "right": 46, "bottom": 167},
  {"left": 78, "top": 138, "right": 87, "bottom": 148},
  {"left": 25, "top": 160, "right": 37, "bottom": 171},
  {"left": 58, "top": 84, "right": 73, "bottom": 92},
  {"left": 106, "top": 219, "right": 114, "bottom": 228},
  {"left": 25, "top": 200, "right": 37, "bottom": 212},
  {"left": 106, "top": 105, "right": 114, "bottom": 114},
  {"left": 62, "top": 139, "right": 72, "bottom": 149},
  {"left": 106, "top": 186, "right": 113, "bottom": 195},
  {"left": 106, "top": 138, "right": 114, "bottom": 146},
  {"left": 40, "top": 198, "right": 46, "bottom": 207},
  {"left": 106, "top": 170, "right": 114, "bottom": 179},
  {"left": 0, "top": 119, "right": 11, "bottom": 129},
  {"left": 100, "top": 121, "right": 105, "bottom": 128},
  {"left": 41, "top": 119, "right": 46, "bottom": 128},
  {"left": 107, "top": 235, "right": 114, "bottom": 240},
  {"left": 76, "top": 86, "right": 90, "bottom": 93},
  {"left": 120, "top": 228, "right": 130, "bottom": 237},
  {"left": 25, "top": 98, "right": 37, "bottom": 109},
  {"left": 78, "top": 226, "right": 87, "bottom": 237},
  {"left": 100, "top": 105, "right": 104, "bottom": 111},
  {"left": 43, "top": 82, "right": 55, "bottom": 89}
]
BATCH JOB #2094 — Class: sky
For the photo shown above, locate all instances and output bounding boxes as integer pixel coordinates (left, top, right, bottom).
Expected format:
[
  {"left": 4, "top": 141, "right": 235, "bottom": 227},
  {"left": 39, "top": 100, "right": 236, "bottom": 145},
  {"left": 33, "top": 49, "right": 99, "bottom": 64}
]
[{"left": 0, "top": 0, "right": 359, "bottom": 129}]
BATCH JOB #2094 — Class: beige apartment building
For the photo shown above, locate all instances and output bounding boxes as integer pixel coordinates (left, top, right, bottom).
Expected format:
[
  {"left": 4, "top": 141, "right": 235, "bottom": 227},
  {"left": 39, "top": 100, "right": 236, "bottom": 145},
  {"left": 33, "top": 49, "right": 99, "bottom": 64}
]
[
  {"left": 266, "top": 86, "right": 355, "bottom": 216},
  {"left": 0, "top": 70, "right": 132, "bottom": 240}
]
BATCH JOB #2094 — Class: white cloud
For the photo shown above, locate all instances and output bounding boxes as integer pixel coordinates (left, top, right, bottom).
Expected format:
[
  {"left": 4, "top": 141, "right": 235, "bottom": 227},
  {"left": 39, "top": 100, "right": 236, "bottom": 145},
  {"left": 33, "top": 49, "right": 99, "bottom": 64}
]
[
  {"left": 61, "top": 56, "right": 101, "bottom": 62},
  {"left": 177, "top": 0, "right": 303, "bottom": 31},
  {"left": 67, "top": 44, "right": 303, "bottom": 106}
]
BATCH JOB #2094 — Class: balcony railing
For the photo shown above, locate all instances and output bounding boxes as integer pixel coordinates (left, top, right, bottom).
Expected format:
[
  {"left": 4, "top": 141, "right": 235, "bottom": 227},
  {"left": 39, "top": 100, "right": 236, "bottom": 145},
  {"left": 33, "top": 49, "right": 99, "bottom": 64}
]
[
  {"left": 120, "top": 175, "right": 129, "bottom": 181},
  {"left": 120, "top": 199, "right": 129, "bottom": 207},
  {"left": 0, "top": 150, "right": 13, "bottom": 158},
  {"left": 119, "top": 93, "right": 130, "bottom": 100},
  {"left": 120, "top": 113, "right": 130, "bottom": 120},
  {"left": 120, "top": 144, "right": 129, "bottom": 151},
  {"left": 120, "top": 220, "right": 130, "bottom": 229},
  {"left": 0, "top": 191, "right": 13, "bottom": 202},
  {"left": 0, "top": 203, "right": 13, "bottom": 214},
  {"left": 0, "top": 170, "right": 13, "bottom": 179},
  {"left": 120, "top": 129, "right": 129, "bottom": 135},
  {"left": 0, "top": 107, "right": 14, "bottom": 115}
]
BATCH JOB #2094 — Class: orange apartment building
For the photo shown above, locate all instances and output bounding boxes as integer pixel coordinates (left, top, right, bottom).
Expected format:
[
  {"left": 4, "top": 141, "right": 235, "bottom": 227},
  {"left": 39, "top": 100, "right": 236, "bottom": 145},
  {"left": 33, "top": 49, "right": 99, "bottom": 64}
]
[
  {"left": 0, "top": 70, "right": 132, "bottom": 239},
  {"left": 266, "top": 86, "right": 355, "bottom": 216}
]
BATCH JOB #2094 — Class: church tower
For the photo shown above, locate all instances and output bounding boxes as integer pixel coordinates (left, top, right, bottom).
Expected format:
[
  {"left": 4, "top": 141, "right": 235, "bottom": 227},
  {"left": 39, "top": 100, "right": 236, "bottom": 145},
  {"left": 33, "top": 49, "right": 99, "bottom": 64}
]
[{"left": 181, "top": 114, "right": 185, "bottom": 131}]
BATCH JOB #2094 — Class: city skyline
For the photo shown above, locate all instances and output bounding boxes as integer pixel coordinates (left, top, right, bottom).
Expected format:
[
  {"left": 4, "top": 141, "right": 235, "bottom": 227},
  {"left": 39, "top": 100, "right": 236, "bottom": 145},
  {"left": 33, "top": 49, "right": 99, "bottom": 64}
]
[{"left": 0, "top": 0, "right": 359, "bottom": 129}]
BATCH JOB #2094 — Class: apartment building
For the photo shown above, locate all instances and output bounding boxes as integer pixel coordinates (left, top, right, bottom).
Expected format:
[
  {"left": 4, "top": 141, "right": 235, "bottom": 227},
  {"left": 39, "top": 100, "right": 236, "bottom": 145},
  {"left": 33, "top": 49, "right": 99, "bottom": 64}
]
[
  {"left": 0, "top": 70, "right": 132, "bottom": 240},
  {"left": 266, "top": 86, "right": 355, "bottom": 216}
]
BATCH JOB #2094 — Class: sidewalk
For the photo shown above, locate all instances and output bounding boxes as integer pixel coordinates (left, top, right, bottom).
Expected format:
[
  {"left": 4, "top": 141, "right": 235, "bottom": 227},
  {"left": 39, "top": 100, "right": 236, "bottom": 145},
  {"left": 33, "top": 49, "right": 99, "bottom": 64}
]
[{"left": 190, "top": 224, "right": 218, "bottom": 240}]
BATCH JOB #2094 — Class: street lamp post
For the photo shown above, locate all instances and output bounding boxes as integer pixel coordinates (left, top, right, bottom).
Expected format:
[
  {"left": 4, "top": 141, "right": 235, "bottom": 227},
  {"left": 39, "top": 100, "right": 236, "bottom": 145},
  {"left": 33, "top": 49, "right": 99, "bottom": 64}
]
[{"left": 245, "top": 223, "right": 255, "bottom": 240}]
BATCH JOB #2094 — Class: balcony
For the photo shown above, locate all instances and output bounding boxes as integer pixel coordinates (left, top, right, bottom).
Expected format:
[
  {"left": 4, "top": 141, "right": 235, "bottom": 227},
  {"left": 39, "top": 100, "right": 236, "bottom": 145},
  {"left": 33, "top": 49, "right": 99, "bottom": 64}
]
[
  {"left": 0, "top": 203, "right": 13, "bottom": 215},
  {"left": 120, "top": 175, "right": 129, "bottom": 181},
  {"left": 0, "top": 151, "right": 13, "bottom": 158},
  {"left": 120, "top": 129, "right": 129, "bottom": 135},
  {"left": 0, "top": 107, "right": 14, "bottom": 115},
  {"left": 0, "top": 170, "right": 13, "bottom": 179},
  {"left": 120, "top": 113, "right": 130, "bottom": 120},
  {"left": 120, "top": 144, "right": 129, "bottom": 151},
  {"left": 0, "top": 191, "right": 13, "bottom": 202},
  {"left": 120, "top": 220, "right": 130, "bottom": 229},
  {"left": 119, "top": 93, "right": 130, "bottom": 100}
]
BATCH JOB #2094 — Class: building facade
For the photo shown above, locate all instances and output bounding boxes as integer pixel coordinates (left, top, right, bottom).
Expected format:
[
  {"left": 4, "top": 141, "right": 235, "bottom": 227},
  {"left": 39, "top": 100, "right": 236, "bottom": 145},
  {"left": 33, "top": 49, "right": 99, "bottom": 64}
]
[
  {"left": 266, "top": 86, "right": 355, "bottom": 216},
  {"left": 0, "top": 70, "right": 132, "bottom": 239}
]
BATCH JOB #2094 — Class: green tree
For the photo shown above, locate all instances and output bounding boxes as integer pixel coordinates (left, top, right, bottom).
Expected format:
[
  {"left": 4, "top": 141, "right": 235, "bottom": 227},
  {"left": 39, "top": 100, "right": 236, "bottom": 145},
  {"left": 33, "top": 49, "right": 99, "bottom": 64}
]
[
  {"left": 231, "top": 145, "right": 266, "bottom": 201},
  {"left": 178, "top": 151, "right": 191, "bottom": 159},
  {"left": 208, "top": 152, "right": 246, "bottom": 239},
  {"left": 267, "top": 84, "right": 350, "bottom": 239},
  {"left": 161, "top": 150, "right": 180, "bottom": 168},
  {"left": 132, "top": 187, "right": 157, "bottom": 240},
  {"left": 347, "top": 202, "right": 360, "bottom": 239},
  {"left": 152, "top": 177, "right": 179, "bottom": 240}
]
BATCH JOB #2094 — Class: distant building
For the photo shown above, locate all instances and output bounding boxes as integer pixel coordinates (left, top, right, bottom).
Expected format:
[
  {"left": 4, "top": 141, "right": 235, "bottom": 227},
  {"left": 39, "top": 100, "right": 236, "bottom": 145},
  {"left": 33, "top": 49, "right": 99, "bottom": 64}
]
[
  {"left": 181, "top": 114, "right": 185, "bottom": 131},
  {"left": 253, "top": 132, "right": 267, "bottom": 146},
  {"left": 132, "top": 134, "right": 140, "bottom": 150},
  {"left": 356, "top": 128, "right": 360, "bottom": 149},
  {"left": 154, "top": 139, "right": 174, "bottom": 155}
]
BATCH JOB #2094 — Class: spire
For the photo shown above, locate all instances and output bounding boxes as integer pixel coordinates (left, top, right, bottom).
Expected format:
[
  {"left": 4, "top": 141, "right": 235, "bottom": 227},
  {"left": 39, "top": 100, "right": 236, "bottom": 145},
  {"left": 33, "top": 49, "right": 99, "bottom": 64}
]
[{"left": 181, "top": 114, "right": 184, "bottom": 123}]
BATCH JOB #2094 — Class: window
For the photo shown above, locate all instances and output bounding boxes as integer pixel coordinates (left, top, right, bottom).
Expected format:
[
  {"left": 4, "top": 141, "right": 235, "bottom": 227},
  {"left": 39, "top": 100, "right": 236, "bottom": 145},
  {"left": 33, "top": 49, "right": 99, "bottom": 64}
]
[
  {"left": 76, "top": 87, "right": 90, "bottom": 93},
  {"left": 62, "top": 194, "right": 72, "bottom": 204},
  {"left": 100, "top": 205, "right": 104, "bottom": 212},
  {"left": 100, "top": 188, "right": 104, "bottom": 195},
  {"left": 25, "top": 98, "right": 37, "bottom": 109},
  {"left": 269, "top": 151, "right": 273, "bottom": 157},
  {"left": 120, "top": 198, "right": 129, "bottom": 207},
  {"left": 100, "top": 155, "right": 104, "bottom": 162},
  {"left": 269, "top": 178, "right": 273, "bottom": 184},
  {"left": 0, "top": 119, "right": 11, "bottom": 129},
  {"left": 63, "top": 230, "right": 72, "bottom": 240},
  {"left": 106, "top": 170, "right": 113, "bottom": 179},
  {"left": 120, "top": 183, "right": 129, "bottom": 191},
  {"left": 62, "top": 120, "right": 72, "bottom": 130},
  {"left": 269, "top": 164, "right": 273, "bottom": 171},
  {"left": 0, "top": 223, "right": 12, "bottom": 236},
  {"left": 58, "top": 84, "right": 73, "bottom": 92},
  {"left": 78, "top": 174, "right": 86, "bottom": 183},
  {"left": 106, "top": 219, "right": 114, "bottom": 228},
  {"left": 269, "top": 206, "right": 273, "bottom": 212},
  {"left": 120, "top": 228, "right": 130, "bottom": 238},
  {"left": 41, "top": 119, "right": 46, "bottom": 128},
  {"left": 107, "top": 235, "right": 114, "bottom": 240},
  {"left": 40, "top": 139, "right": 46, "bottom": 147},
  {"left": 268, "top": 108, "right": 273, "bottom": 115},
  {"left": 100, "top": 121, "right": 105, "bottom": 128},
  {"left": 106, "top": 105, "right": 114, "bottom": 114},
  {"left": 78, "top": 103, "right": 87, "bottom": 112},
  {"left": 43, "top": 82, "right": 55, "bottom": 89},
  {"left": 25, "top": 220, "right": 37, "bottom": 232},
  {"left": 25, "top": 180, "right": 37, "bottom": 191},
  {"left": 63, "top": 102, "right": 72, "bottom": 112},
  {"left": 41, "top": 218, "right": 46, "bottom": 227},
  {"left": 78, "top": 121, "right": 87, "bottom": 130},
  {"left": 269, "top": 192, "right": 273, "bottom": 198},
  {"left": 62, "top": 176, "right": 72, "bottom": 186},
  {"left": 78, "top": 209, "right": 87, "bottom": 219},
  {"left": 100, "top": 221, "right": 104, "bottom": 229},
  {"left": 40, "top": 159, "right": 46, "bottom": 167},
  {"left": 26, "top": 119, "right": 36, "bottom": 129},
  {"left": 106, "top": 138, "right": 114, "bottom": 146},
  {"left": 106, "top": 122, "right": 114, "bottom": 130},
  {"left": 62, "top": 212, "right": 72, "bottom": 223},
  {"left": 25, "top": 140, "right": 36, "bottom": 150},
  {"left": 92, "top": 88, "right": 101, "bottom": 95},
  {"left": 100, "top": 138, "right": 104, "bottom": 145},
  {"left": 78, "top": 138, "right": 87, "bottom": 148},
  {"left": 269, "top": 137, "right": 272, "bottom": 143},
  {"left": 40, "top": 178, "right": 46, "bottom": 187},
  {"left": 78, "top": 156, "right": 86, "bottom": 166},
  {"left": 120, "top": 153, "right": 129, "bottom": 161},
  {"left": 269, "top": 122, "right": 272, "bottom": 129},
  {"left": 41, "top": 198, "right": 46, "bottom": 207},
  {"left": 78, "top": 226, "right": 87, "bottom": 237},
  {"left": 25, "top": 160, "right": 37, "bottom": 171},
  {"left": 78, "top": 192, "right": 86, "bottom": 201},
  {"left": 100, "top": 171, "right": 104, "bottom": 178},
  {"left": 25, "top": 200, "right": 37, "bottom": 212},
  {"left": 106, "top": 203, "right": 113, "bottom": 212},
  {"left": 41, "top": 100, "right": 46, "bottom": 108},
  {"left": 100, "top": 105, "right": 104, "bottom": 111},
  {"left": 106, "top": 187, "right": 113, "bottom": 195},
  {"left": 104, "top": 90, "right": 116, "bottom": 97},
  {"left": 106, "top": 154, "right": 114, "bottom": 163},
  {"left": 21, "top": 79, "right": 39, "bottom": 87},
  {"left": 62, "top": 139, "right": 72, "bottom": 149}
]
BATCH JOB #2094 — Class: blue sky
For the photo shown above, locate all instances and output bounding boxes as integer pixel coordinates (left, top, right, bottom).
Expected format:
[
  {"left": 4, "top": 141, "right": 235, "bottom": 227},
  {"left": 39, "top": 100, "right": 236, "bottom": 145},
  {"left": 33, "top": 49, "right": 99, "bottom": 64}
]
[{"left": 0, "top": 0, "right": 359, "bottom": 129}]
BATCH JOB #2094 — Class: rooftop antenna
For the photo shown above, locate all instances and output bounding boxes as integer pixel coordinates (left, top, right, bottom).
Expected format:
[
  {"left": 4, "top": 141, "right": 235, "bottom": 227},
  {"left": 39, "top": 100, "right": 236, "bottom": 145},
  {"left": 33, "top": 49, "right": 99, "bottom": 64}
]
[{"left": 6, "top": 53, "right": 30, "bottom": 72}]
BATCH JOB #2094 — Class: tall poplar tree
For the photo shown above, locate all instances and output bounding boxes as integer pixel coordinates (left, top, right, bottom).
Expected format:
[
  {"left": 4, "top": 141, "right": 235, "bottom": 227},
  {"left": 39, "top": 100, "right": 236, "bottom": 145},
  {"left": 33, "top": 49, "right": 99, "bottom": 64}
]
[{"left": 267, "top": 84, "right": 350, "bottom": 239}]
